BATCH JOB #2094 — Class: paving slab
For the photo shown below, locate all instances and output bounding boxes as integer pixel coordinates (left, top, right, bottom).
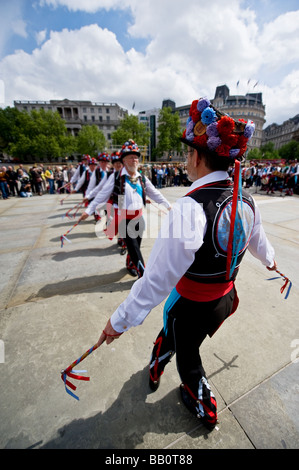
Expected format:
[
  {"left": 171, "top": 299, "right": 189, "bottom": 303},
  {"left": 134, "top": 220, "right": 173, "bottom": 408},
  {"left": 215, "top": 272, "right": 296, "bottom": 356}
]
[{"left": 0, "top": 188, "right": 298, "bottom": 451}]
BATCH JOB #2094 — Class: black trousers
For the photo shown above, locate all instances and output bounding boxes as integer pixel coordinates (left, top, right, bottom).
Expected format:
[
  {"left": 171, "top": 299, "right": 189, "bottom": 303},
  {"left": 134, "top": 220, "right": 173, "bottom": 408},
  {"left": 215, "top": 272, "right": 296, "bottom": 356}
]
[
  {"left": 119, "top": 217, "right": 145, "bottom": 275},
  {"left": 150, "top": 287, "right": 237, "bottom": 398}
]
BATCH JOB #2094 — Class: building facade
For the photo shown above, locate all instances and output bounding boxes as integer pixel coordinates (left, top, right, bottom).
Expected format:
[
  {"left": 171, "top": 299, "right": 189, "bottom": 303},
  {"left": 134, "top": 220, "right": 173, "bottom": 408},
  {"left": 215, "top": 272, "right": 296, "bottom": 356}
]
[
  {"left": 14, "top": 99, "right": 128, "bottom": 145},
  {"left": 262, "top": 115, "right": 299, "bottom": 149},
  {"left": 211, "top": 85, "right": 266, "bottom": 151}
]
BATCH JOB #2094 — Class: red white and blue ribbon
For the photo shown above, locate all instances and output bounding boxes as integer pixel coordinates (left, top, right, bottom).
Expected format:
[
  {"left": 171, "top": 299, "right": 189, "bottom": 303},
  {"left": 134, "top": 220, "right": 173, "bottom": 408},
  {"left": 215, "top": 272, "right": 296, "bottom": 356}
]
[
  {"left": 226, "top": 159, "right": 244, "bottom": 280},
  {"left": 267, "top": 269, "right": 292, "bottom": 299},
  {"left": 61, "top": 343, "right": 99, "bottom": 400},
  {"left": 60, "top": 222, "right": 80, "bottom": 248}
]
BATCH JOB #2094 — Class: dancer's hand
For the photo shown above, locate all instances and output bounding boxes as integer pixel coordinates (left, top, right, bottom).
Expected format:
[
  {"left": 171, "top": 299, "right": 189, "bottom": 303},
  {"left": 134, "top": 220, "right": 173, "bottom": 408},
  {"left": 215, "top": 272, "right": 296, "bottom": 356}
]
[
  {"left": 266, "top": 260, "right": 277, "bottom": 271},
  {"left": 98, "top": 318, "right": 123, "bottom": 346},
  {"left": 78, "top": 212, "right": 89, "bottom": 222}
]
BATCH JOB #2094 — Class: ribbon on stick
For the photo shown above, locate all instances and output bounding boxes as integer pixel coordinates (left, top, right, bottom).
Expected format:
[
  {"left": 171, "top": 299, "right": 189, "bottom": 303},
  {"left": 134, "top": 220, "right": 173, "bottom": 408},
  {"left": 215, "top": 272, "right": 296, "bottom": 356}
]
[
  {"left": 267, "top": 268, "right": 292, "bottom": 299},
  {"left": 61, "top": 343, "right": 99, "bottom": 400},
  {"left": 63, "top": 201, "right": 84, "bottom": 220},
  {"left": 60, "top": 222, "right": 80, "bottom": 247}
]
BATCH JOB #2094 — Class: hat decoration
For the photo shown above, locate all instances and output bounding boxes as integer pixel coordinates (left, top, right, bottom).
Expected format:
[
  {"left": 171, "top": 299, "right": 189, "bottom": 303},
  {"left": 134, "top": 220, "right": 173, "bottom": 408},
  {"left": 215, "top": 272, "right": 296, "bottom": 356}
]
[
  {"left": 97, "top": 152, "right": 110, "bottom": 162},
  {"left": 182, "top": 97, "right": 255, "bottom": 160},
  {"left": 110, "top": 151, "right": 121, "bottom": 163},
  {"left": 89, "top": 157, "right": 97, "bottom": 165},
  {"left": 82, "top": 154, "right": 90, "bottom": 162},
  {"left": 120, "top": 139, "right": 141, "bottom": 159}
]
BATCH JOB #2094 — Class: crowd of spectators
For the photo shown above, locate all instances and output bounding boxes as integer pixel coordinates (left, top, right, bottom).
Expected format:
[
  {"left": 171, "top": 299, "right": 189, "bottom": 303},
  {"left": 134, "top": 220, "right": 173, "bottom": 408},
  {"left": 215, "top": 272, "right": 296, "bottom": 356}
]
[
  {"left": 1, "top": 159, "right": 298, "bottom": 200},
  {"left": 0, "top": 163, "right": 76, "bottom": 199},
  {"left": 229, "top": 160, "right": 299, "bottom": 196}
]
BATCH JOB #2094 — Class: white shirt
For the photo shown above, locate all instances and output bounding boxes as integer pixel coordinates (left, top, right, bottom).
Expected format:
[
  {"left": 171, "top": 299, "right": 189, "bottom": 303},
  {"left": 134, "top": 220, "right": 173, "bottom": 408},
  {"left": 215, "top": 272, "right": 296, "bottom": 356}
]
[
  {"left": 85, "top": 167, "right": 171, "bottom": 216},
  {"left": 71, "top": 164, "right": 88, "bottom": 184},
  {"left": 85, "top": 169, "right": 108, "bottom": 200},
  {"left": 74, "top": 168, "right": 94, "bottom": 192},
  {"left": 110, "top": 171, "right": 275, "bottom": 333}
]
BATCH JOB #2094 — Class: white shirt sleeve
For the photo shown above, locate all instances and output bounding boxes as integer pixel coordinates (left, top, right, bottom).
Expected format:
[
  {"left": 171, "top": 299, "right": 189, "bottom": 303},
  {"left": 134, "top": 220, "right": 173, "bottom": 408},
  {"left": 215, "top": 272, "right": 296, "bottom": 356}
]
[
  {"left": 110, "top": 197, "right": 207, "bottom": 333},
  {"left": 85, "top": 173, "right": 115, "bottom": 216},
  {"left": 86, "top": 172, "right": 108, "bottom": 200},
  {"left": 248, "top": 201, "right": 275, "bottom": 267},
  {"left": 74, "top": 170, "right": 86, "bottom": 192},
  {"left": 144, "top": 177, "right": 171, "bottom": 208},
  {"left": 70, "top": 166, "right": 80, "bottom": 184},
  {"left": 85, "top": 170, "right": 97, "bottom": 197}
]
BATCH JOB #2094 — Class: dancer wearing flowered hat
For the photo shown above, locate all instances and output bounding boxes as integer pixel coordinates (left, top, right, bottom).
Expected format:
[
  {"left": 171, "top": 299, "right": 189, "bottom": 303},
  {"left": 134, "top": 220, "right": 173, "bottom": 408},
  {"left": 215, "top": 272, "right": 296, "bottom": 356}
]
[
  {"left": 78, "top": 140, "right": 171, "bottom": 277},
  {"left": 72, "top": 157, "right": 97, "bottom": 198},
  {"left": 70, "top": 154, "right": 90, "bottom": 188},
  {"left": 83, "top": 153, "right": 110, "bottom": 203},
  {"left": 96, "top": 99, "right": 277, "bottom": 430}
]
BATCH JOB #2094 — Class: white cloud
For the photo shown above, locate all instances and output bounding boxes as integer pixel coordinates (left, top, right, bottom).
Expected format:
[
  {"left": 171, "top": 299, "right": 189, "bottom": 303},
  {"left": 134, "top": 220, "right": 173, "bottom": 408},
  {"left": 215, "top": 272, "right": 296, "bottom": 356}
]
[
  {"left": 1, "top": 0, "right": 298, "bottom": 126},
  {"left": 35, "top": 29, "right": 47, "bottom": 45}
]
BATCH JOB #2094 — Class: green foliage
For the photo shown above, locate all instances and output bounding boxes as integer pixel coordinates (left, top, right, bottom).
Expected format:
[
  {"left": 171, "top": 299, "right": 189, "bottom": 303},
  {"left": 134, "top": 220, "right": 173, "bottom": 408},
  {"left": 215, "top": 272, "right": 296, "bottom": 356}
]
[
  {"left": 247, "top": 147, "right": 262, "bottom": 160},
  {"left": 278, "top": 140, "right": 299, "bottom": 161},
  {"left": 156, "top": 107, "right": 182, "bottom": 157},
  {"left": 111, "top": 114, "right": 150, "bottom": 147},
  {"left": 0, "top": 106, "right": 76, "bottom": 161},
  {"left": 76, "top": 125, "right": 106, "bottom": 156}
]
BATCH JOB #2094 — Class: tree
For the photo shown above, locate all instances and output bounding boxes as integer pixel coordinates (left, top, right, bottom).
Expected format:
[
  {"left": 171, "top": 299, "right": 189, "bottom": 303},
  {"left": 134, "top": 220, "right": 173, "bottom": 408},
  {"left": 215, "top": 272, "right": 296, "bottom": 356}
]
[
  {"left": 156, "top": 107, "right": 182, "bottom": 158},
  {"left": 111, "top": 114, "right": 150, "bottom": 147},
  {"left": 279, "top": 140, "right": 299, "bottom": 161},
  {"left": 247, "top": 147, "right": 262, "bottom": 160},
  {"left": 260, "top": 141, "right": 279, "bottom": 160},
  {"left": 76, "top": 125, "right": 106, "bottom": 157},
  {"left": 0, "top": 107, "right": 76, "bottom": 161}
]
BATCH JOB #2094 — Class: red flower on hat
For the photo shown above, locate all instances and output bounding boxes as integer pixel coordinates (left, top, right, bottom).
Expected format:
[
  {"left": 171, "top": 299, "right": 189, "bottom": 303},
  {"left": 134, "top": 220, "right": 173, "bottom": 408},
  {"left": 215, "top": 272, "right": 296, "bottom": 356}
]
[
  {"left": 221, "top": 133, "right": 239, "bottom": 147},
  {"left": 217, "top": 116, "right": 235, "bottom": 136},
  {"left": 237, "top": 135, "right": 248, "bottom": 148},
  {"left": 189, "top": 100, "right": 198, "bottom": 115},
  {"left": 189, "top": 100, "right": 201, "bottom": 123},
  {"left": 182, "top": 129, "right": 187, "bottom": 139},
  {"left": 193, "top": 134, "right": 208, "bottom": 147},
  {"left": 216, "top": 144, "right": 231, "bottom": 157}
]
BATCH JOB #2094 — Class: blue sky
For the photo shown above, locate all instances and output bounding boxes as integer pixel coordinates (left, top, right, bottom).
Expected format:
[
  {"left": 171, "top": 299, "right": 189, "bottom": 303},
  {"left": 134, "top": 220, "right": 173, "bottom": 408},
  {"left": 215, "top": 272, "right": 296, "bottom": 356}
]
[{"left": 0, "top": 0, "right": 298, "bottom": 125}]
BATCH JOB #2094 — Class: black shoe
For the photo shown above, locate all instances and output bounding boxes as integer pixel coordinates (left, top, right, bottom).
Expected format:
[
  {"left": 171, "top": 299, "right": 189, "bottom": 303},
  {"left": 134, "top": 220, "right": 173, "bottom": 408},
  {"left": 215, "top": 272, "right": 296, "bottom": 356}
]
[
  {"left": 149, "top": 375, "right": 160, "bottom": 392},
  {"left": 180, "top": 383, "right": 217, "bottom": 431},
  {"left": 127, "top": 267, "right": 138, "bottom": 277}
]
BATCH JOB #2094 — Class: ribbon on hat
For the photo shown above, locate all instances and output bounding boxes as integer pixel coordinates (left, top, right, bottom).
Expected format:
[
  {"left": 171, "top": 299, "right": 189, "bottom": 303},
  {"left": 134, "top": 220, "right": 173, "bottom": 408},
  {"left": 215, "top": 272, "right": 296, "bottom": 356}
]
[{"left": 226, "top": 159, "right": 244, "bottom": 280}]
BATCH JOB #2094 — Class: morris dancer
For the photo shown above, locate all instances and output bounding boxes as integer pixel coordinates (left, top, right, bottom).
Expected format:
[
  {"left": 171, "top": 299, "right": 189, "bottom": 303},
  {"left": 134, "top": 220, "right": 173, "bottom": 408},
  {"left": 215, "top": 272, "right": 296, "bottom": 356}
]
[
  {"left": 70, "top": 155, "right": 90, "bottom": 188},
  {"left": 72, "top": 157, "right": 97, "bottom": 198},
  {"left": 78, "top": 140, "right": 171, "bottom": 277},
  {"left": 97, "top": 98, "right": 277, "bottom": 430},
  {"left": 83, "top": 153, "right": 110, "bottom": 221}
]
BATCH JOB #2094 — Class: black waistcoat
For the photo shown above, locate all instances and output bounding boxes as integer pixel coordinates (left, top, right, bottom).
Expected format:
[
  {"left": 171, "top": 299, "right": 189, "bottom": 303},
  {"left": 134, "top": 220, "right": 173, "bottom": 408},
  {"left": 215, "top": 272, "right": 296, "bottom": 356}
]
[{"left": 184, "top": 179, "right": 255, "bottom": 283}]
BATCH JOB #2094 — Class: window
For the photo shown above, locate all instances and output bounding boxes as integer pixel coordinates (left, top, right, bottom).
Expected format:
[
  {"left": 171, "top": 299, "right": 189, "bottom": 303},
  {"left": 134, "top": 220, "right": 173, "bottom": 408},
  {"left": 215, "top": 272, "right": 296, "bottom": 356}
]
[{"left": 84, "top": 115, "right": 87, "bottom": 122}]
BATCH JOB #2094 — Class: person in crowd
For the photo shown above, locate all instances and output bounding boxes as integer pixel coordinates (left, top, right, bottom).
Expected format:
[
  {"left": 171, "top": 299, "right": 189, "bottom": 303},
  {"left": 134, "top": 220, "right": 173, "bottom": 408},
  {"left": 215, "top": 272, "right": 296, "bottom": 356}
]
[
  {"left": 0, "top": 166, "right": 9, "bottom": 199},
  {"left": 44, "top": 166, "right": 55, "bottom": 194}
]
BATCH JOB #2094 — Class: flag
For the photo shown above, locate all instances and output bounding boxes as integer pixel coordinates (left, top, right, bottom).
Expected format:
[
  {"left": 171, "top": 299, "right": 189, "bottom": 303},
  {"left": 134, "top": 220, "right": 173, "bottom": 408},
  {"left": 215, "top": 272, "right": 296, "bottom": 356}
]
[{"left": 132, "top": 102, "right": 135, "bottom": 110}]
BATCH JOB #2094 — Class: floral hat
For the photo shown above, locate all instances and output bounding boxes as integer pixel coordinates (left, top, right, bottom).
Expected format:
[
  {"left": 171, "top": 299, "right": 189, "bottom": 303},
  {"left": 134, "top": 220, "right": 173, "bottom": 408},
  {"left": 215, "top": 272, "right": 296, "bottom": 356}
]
[
  {"left": 82, "top": 154, "right": 90, "bottom": 162},
  {"left": 120, "top": 139, "right": 141, "bottom": 160},
  {"left": 97, "top": 152, "right": 110, "bottom": 162},
  {"left": 110, "top": 151, "right": 122, "bottom": 163},
  {"left": 181, "top": 97, "right": 255, "bottom": 161},
  {"left": 89, "top": 157, "right": 98, "bottom": 165}
]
